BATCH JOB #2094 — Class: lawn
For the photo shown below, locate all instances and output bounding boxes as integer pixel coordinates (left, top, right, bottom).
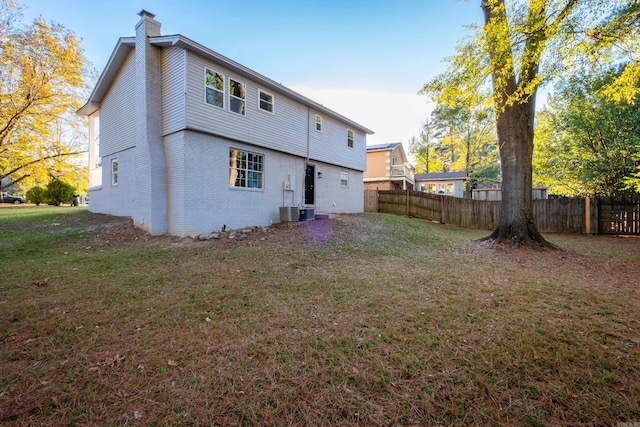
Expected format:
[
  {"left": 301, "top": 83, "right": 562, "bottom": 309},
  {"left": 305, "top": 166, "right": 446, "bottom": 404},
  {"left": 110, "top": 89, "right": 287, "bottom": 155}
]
[{"left": 1, "top": 206, "right": 639, "bottom": 426}]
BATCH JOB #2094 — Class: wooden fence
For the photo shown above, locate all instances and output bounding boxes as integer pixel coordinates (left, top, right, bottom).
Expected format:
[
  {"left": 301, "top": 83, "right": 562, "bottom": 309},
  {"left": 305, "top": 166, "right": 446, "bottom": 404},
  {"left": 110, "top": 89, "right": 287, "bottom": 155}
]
[
  {"left": 597, "top": 196, "right": 640, "bottom": 235},
  {"left": 364, "top": 190, "right": 379, "bottom": 212},
  {"left": 376, "top": 190, "right": 588, "bottom": 234}
]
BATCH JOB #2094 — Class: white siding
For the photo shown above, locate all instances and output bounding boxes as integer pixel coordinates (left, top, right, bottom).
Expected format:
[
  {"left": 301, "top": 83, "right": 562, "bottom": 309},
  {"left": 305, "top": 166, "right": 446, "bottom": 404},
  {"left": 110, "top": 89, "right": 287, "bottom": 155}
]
[
  {"left": 89, "top": 148, "right": 137, "bottom": 216},
  {"left": 183, "top": 51, "right": 366, "bottom": 171},
  {"left": 185, "top": 52, "right": 308, "bottom": 158},
  {"left": 99, "top": 51, "right": 137, "bottom": 157},
  {"left": 161, "top": 47, "right": 186, "bottom": 135},
  {"left": 308, "top": 111, "right": 367, "bottom": 171}
]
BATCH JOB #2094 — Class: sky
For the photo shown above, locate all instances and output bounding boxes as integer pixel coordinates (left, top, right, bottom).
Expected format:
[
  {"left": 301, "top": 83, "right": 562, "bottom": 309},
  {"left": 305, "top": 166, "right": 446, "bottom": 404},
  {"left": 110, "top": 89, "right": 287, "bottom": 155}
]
[{"left": 20, "top": 0, "right": 484, "bottom": 150}]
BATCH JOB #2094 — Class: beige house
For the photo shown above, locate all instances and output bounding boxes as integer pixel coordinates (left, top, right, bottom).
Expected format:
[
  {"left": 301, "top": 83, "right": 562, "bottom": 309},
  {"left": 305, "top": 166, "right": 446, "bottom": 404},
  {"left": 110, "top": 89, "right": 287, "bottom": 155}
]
[{"left": 364, "top": 143, "right": 415, "bottom": 191}]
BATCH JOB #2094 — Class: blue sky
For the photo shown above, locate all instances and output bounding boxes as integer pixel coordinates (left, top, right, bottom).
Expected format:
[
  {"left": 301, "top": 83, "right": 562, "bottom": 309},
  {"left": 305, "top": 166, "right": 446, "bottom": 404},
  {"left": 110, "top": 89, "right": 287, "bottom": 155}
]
[{"left": 21, "top": 0, "right": 483, "bottom": 147}]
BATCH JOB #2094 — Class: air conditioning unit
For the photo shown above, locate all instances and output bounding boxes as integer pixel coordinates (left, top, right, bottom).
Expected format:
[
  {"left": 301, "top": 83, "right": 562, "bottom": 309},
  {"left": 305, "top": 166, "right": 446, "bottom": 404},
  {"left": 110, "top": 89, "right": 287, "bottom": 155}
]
[{"left": 279, "top": 206, "right": 299, "bottom": 222}]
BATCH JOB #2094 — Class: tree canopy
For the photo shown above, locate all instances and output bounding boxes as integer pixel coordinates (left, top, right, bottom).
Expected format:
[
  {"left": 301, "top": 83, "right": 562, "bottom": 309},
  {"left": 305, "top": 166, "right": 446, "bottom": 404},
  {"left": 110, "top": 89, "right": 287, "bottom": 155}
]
[
  {"left": 422, "top": 0, "right": 640, "bottom": 246},
  {"left": 0, "top": 0, "right": 88, "bottom": 195},
  {"left": 534, "top": 67, "right": 640, "bottom": 196}
]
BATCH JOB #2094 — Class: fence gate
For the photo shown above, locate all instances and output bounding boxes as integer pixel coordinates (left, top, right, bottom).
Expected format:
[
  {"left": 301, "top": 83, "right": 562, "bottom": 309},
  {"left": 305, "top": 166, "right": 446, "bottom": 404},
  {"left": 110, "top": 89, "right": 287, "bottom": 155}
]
[{"left": 597, "top": 196, "right": 640, "bottom": 235}]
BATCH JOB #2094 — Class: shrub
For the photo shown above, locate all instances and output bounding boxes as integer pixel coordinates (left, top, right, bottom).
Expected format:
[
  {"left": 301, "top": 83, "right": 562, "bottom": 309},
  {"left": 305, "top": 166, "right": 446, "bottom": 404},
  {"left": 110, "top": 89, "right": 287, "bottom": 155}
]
[
  {"left": 26, "top": 186, "right": 47, "bottom": 205},
  {"left": 46, "top": 179, "right": 76, "bottom": 206}
]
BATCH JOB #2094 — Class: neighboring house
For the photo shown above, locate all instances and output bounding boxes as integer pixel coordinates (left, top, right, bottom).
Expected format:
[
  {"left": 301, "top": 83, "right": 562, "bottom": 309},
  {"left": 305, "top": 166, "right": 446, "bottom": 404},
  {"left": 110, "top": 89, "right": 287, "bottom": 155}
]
[
  {"left": 364, "top": 143, "right": 415, "bottom": 191},
  {"left": 416, "top": 171, "right": 467, "bottom": 198},
  {"left": 78, "top": 11, "right": 373, "bottom": 237},
  {"left": 473, "top": 186, "right": 548, "bottom": 201}
]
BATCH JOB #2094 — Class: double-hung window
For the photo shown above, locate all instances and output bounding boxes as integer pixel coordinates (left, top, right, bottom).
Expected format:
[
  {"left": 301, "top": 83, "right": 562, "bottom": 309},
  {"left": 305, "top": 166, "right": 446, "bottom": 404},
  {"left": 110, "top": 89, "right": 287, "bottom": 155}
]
[
  {"left": 229, "top": 79, "right": 246, "bottom": 116},
  {"left": 259, "top": 89, "right": 274, "bottom": 113},
  {"left": 315, "top": 114, "right": 322, "bottom": 132},
  {"left": 347, "top": 129, "right": 354, "bottom": 148},
  {"left": 340, "top": 171, "right": 349, "bottom": 188},
  {"left": 205, "top": 68, "right": 225, "bottom": 109},
  {"left": 229, "top": 149, "right": 264, "bottom": 189},
  {"left": 111, "top": 159, "right": 119, "bottom": 186}
]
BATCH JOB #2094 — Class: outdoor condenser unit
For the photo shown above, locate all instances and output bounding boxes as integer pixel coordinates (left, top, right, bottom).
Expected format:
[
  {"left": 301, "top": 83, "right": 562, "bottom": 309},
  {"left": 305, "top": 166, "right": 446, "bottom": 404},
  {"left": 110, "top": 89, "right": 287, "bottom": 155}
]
[{"left": 279, "top": 206, "right": 299, "bottom": 222}]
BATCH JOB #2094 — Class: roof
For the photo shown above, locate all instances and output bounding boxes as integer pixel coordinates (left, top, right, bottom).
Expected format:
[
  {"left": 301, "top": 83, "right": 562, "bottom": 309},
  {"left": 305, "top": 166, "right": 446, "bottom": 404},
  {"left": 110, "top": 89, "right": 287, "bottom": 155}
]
[
  {"left": 78, "top": 33, "right": 374, "bottom": 135},
  {"left": 415, "top": 171, "right": 468, "bottom": 181},
  {"left": 366, "top": 142, "right": 402, "bottom": 151}
]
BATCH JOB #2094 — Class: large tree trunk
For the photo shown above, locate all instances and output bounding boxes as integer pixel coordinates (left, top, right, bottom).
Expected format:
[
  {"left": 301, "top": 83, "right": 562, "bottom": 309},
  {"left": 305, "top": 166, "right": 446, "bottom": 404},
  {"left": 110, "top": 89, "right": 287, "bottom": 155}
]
[
  {"left": 483, "top": 98, "right": 553, "bottom": 247},
  {"left": 480, "top": 0, "right": 555, "bottom": 248}
]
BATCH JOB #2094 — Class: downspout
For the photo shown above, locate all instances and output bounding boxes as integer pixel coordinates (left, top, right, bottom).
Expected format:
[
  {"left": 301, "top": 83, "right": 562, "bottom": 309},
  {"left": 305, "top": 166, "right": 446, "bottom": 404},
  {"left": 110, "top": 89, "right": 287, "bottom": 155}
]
[{"left": 304, "top": 106, "right": 310, "bottom": 207}]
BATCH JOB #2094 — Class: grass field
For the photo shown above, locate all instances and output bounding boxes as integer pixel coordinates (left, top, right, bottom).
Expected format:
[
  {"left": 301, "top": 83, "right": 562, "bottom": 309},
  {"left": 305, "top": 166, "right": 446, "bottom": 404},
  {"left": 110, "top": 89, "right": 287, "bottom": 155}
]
[{"left": 1, "top": 206, "right": 639, "bottom": 426}]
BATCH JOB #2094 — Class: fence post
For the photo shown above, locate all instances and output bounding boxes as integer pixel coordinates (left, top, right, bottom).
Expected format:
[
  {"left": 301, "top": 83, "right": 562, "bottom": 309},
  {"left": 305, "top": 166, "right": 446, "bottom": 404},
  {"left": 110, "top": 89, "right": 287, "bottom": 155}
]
[
  {"left": 585, "top": 197, "right": 590, "bottom": 234},
  {"left": 406, "top": 189, "right": 409, "bottom": 216},
  {"left": 440, "top": 195, "right": 445, "bottom": 224}
]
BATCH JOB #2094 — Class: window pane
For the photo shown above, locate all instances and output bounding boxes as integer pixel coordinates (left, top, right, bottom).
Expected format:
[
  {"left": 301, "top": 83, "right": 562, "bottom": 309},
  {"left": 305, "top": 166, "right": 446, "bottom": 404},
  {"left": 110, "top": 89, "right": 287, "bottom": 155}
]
[
  {"left": 230, "top": 79, "right": 245, "bottom": 98},
  {"left": 206, "top": 87, "right": 223, "bottom": 108},
  {"left": 230, "top": 98, "right": 245, "bottom": 115},
  {"left": 205, "top": 70, "right": 224, "bottom": 90},
  {"left": 260, "top": 100, "right": 273, "bottom": 112}
]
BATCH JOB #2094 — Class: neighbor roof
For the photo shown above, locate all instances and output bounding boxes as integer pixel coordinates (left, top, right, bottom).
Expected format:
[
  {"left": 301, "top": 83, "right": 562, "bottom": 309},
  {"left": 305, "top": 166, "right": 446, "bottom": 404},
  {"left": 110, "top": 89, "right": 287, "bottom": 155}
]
[
  {"left": 415, "top": 171, "right": 468, "bottom": 181},
  {"left": 366, "top": 142, "right": 402, "bottom": 151},
  {"left": 78, "top": 34, "right": 374, "bottom": 135}
]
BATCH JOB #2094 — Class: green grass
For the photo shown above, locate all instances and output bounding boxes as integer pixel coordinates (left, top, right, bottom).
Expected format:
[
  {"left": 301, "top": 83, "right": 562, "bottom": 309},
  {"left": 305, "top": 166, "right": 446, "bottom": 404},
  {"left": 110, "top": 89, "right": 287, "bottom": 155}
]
[{"left": 1, "top": 206, "right": 639, "bottom": 426}]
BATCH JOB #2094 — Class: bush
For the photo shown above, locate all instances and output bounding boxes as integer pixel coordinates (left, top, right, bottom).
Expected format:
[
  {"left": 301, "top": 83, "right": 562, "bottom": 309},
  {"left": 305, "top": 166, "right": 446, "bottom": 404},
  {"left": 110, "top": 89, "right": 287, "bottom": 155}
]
[
  {"left": 46, "top": 179, "right": 76, "bottom": 206},
  {"left": 26, "top": 186, "right": 47, "bottom": 205}
]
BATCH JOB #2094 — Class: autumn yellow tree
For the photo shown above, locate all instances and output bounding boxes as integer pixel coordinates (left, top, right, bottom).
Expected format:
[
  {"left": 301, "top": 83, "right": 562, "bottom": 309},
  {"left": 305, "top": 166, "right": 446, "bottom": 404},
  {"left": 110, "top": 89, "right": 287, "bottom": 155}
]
[
  {"left": 424, "top": 0, "right": 639, "bottom": 246},
  {"left": 0, "top": 0, "right": 88, "bottom": 196}
]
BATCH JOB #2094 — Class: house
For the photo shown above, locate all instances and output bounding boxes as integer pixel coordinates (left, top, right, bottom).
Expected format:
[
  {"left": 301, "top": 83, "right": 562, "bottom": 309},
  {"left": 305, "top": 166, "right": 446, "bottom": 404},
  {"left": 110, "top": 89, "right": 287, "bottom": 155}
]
[
  {"left": 415, "top": 171, "right": 467, "bottom": 198},
  {"left": 78, "top": 11, "right": 373, "bottom": 237},
  {"left": 472, "top": 186, "right": 548, "bottom": 201},
  {"left": 364, "top": 143, "right": 415, "bottom": 191}
]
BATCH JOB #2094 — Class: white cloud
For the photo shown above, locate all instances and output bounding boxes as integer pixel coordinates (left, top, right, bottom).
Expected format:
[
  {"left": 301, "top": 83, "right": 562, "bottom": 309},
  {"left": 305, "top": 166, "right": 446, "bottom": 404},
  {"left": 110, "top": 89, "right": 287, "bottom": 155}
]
[{"left": 289, "top": 85, "right": 432, "bottom": 152}]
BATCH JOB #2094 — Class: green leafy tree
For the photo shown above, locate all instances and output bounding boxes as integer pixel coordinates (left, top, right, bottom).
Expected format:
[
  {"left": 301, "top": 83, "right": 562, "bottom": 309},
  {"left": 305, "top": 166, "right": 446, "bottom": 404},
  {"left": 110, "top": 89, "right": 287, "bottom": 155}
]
[
  {"left": 25, "top": 185, "right": 46, "bottom": 205},
  {"left": 423, "top": 0, "right": 640, "bottom": 246},
  {"left": 534, "top": 68, "right": 640, "bottom": 196},
  {"left": 46, "top": 178, "right": 75, "bottom": 206},
  {"left": 0, "top": 0, "right": 88, "bottom": 194},
  {"left": 409, "top": 119, "right": 445, "bottom": 174}
]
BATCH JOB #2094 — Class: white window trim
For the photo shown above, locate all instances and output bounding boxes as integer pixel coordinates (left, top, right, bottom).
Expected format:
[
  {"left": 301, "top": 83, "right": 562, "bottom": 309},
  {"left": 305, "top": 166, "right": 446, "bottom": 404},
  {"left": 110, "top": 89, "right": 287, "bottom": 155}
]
[
  {"left": 111, "top": 158, "right": 118, "bottom": 186},
  {"left": 340, "top": 171, "right": 349, "bottom": 188},
  {"left": 347, "top": 129, "right": 354, "bottom": 149},
  {"left": 229, "top": 77, "right": 247, "bottom": 117},
  {"left": 204, "top": 67, "right": 225, "bottom": 110},
  {"left": 229, "top": 148, "right": 265, "bottom": 191},
  {"left": 258, "top": 89, "right": 275, "bottom": 114},
  {"left": 315, "top": 114, "right": 322, "bottom": 132}
]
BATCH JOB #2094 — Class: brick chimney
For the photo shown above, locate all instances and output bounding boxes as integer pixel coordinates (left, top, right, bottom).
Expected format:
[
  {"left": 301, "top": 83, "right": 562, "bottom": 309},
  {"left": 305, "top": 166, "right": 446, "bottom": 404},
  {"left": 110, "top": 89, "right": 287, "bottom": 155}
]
[{"left": 133, "top": 11, "right": 167, "bottom": 235}]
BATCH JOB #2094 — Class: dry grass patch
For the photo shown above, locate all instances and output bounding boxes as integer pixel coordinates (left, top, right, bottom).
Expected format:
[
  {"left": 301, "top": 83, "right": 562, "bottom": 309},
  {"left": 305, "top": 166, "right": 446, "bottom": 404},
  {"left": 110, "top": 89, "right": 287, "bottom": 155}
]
[{"left": 1, "top": 207, "right": 639, "bottom": 426}]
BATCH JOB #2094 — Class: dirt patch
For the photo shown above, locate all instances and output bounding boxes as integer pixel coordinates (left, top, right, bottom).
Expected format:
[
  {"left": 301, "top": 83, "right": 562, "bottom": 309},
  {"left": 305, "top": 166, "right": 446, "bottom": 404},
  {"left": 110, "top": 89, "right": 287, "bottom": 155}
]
[{"left": 92, "top": 214, "right": 369, "bottom": 250}]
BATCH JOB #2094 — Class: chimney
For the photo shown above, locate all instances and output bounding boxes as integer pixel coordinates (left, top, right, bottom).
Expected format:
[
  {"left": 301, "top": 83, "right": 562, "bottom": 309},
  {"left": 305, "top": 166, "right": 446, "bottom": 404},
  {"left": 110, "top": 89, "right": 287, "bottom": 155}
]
[
  {"left": 135, "top": 9, "right": 161, "bottom": 37},
  {"left": 138, "top": 9, "right": 156, "bottom": 19}
]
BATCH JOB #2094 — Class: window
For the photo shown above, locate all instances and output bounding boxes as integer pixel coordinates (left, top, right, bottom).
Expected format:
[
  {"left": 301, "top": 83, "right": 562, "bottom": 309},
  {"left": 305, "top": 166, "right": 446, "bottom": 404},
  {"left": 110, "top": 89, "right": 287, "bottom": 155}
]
[
  {"left": 229, "top": 149, "right": 264, "bottom": 189},
  {"left": 229, "top": 78, "right": 246, "bottom": 115},
  {"left": 111, "top": 159, "right": 119, "bottom": 186},
  {"left": 447, "top": 183, "right": 454, "bottom": 194},
  {"left": 259, "top": 89, "right": 274, "bottom": 113},
  {"left": 340, "top": 171, "right": 349, "bottom": 188},
  {"left": 205, "top": 68, "right": 225, "bottom": 109},
  {"left": 315, "top": 114, "right": 322, "bottom": 132},
  {"left": 347, "top": 129, "right": 354, "bottom": 148}
]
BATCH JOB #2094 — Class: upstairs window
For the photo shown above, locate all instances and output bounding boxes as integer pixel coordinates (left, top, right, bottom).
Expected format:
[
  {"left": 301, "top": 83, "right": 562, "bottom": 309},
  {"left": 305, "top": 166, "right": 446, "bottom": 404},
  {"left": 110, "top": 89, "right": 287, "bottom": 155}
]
[
  {"left": 229, "top": 149, "right": 264, "bottom": 189},
  {"left": 315, "top": 114, "right": 322, "bottom": 132},
  {"left": 259, "top": 89, "right": 274, "bottom": 113},
  {"left": 205, "top": 68, "right": 224, "bottom": 109},
  {"left": 347, "top": 129, "right": 354, "bottom": 148},
  {"left": 229, "top": 79, "right": 246, "bottom": 116}
]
